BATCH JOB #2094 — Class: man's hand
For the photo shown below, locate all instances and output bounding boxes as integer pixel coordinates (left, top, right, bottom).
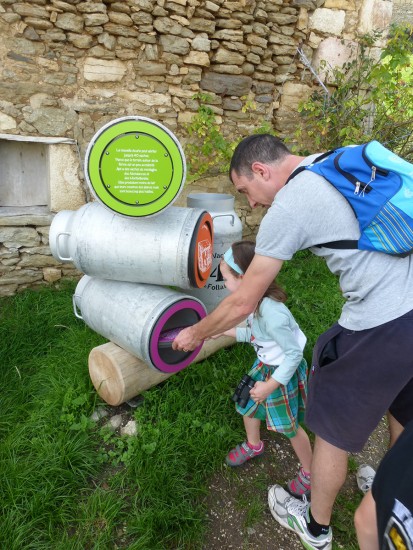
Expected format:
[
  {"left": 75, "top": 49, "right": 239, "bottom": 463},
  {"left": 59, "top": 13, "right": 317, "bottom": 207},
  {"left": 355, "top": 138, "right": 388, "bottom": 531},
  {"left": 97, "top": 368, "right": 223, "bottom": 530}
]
[{"left": 172, "top": 325, "right": 203, "bottom": 352}]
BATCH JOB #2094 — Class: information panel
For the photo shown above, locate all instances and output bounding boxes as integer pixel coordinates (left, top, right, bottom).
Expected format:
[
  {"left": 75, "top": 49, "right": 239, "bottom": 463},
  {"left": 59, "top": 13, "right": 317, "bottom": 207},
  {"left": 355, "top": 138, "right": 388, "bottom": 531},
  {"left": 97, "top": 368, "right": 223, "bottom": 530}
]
[{"left": 85, "top": 117, "right": 186, "bottom": 217}]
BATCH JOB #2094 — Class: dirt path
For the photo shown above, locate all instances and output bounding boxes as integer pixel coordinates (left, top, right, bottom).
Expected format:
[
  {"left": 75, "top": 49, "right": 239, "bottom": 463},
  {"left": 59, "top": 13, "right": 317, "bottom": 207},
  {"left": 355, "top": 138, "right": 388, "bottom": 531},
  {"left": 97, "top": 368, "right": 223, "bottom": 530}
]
[{"left": 202, "top": 418, "right": 389, "bottom": 549}]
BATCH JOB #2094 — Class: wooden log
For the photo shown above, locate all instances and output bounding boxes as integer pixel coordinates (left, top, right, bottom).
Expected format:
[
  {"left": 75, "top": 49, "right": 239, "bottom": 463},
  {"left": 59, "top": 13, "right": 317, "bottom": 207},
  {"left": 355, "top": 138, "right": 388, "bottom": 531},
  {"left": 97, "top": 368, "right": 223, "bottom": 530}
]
[{"left": 88, "top": 336, "right": 235, "bottom": 406}]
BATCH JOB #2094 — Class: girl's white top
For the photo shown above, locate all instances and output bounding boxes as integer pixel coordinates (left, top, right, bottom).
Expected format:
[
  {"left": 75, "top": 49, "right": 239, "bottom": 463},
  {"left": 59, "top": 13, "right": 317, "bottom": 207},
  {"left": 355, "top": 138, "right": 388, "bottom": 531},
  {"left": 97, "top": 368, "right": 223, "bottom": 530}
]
[{"left": 236, "top": 297, "right": 306, "bottom": 385}]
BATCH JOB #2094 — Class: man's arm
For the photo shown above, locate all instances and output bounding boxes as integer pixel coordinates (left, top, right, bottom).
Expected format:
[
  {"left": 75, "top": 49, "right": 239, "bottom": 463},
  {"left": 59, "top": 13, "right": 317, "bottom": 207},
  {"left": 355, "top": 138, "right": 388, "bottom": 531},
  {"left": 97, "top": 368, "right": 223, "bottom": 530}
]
[{"left": 172, "top": 255, "right": 284, "bottom": 351}]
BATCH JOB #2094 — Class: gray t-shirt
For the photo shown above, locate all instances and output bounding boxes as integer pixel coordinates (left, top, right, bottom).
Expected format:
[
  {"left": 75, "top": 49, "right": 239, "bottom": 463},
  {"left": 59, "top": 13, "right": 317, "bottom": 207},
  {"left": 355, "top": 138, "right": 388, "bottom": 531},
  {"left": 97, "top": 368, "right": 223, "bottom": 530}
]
[{"left": 255, "top": 154, "right": 413, "bottom": 330}]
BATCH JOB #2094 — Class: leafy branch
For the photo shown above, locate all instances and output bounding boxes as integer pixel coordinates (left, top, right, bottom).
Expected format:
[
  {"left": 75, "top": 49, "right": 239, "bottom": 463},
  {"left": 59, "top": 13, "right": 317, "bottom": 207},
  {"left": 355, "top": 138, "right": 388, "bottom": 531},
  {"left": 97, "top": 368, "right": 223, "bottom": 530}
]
[{"left": 292, "top": 25, "right": 413, "bottom": 160}]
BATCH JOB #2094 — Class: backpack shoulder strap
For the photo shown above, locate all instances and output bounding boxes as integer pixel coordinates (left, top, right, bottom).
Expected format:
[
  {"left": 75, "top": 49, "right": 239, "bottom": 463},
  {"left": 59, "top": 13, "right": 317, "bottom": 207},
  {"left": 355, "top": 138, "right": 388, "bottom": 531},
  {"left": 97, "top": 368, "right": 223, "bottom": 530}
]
[
  {"left": 285, "top": 149, "right": 336, "bottom": 185},
  {"left": 284, "top": 147, "right": 360, "bottom": 252},
  {"left": 317, "top": 240, "right": 358, "bottom": 250}
]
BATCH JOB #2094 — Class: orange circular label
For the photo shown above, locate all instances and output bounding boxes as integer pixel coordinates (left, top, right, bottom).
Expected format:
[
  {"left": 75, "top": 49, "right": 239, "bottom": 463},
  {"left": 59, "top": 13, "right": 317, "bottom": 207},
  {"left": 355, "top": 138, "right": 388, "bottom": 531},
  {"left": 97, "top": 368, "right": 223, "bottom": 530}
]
[{"left": 193, "top": 213, "right": 213, "bottom": 287}]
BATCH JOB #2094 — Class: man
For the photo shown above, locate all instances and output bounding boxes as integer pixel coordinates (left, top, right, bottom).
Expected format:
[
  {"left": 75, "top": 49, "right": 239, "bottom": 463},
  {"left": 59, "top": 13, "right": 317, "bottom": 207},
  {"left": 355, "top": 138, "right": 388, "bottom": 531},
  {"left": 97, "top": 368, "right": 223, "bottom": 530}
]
[{"left": 173, "top": 134, "right": 413, "bottom": 550}]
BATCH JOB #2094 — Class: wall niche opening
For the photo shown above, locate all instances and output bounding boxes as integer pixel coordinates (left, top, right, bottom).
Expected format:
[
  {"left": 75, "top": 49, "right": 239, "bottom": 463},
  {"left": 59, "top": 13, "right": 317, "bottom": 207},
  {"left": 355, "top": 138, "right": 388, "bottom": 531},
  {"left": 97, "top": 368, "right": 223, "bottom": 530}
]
[{"left": 0, "top": 134, "right": 85, "bottom": 216}]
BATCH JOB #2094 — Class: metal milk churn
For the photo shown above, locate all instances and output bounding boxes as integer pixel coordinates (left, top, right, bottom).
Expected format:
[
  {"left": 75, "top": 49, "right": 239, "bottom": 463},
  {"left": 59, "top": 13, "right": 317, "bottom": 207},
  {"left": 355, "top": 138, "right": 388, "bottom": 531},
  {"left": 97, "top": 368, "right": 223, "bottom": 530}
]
[
  {"left": 185, "top": 193, "right": 243, "bottom": 312},
  {"left": 49, "top": 201, "right": 213, "bottom": 289},
  {"left": 73, "top": 275, "right": 207, "bottom": 373}
]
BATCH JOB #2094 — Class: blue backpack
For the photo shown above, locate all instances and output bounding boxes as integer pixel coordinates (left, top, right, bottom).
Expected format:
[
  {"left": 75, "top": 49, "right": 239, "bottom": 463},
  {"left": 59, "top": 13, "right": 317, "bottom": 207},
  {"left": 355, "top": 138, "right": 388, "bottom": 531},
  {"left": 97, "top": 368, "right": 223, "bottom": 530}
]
[{"left": 289, "top": 141, "right": 413, "bottom": 256}]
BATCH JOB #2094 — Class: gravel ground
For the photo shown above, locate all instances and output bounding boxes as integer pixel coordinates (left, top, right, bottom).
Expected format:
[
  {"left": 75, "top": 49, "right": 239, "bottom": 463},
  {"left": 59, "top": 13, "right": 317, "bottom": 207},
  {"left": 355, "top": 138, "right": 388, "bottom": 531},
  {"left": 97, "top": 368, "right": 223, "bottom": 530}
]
[{"left": 202, "top": 417, "right": 389, "bottom": 550}]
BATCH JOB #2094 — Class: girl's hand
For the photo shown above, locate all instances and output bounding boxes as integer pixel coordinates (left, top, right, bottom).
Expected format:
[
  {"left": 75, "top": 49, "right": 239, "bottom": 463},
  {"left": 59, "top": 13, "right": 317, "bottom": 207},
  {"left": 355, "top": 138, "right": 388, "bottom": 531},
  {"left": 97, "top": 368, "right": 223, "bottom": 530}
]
[{"left": 250, "top": 379, "right": 279, "bottom": 403}]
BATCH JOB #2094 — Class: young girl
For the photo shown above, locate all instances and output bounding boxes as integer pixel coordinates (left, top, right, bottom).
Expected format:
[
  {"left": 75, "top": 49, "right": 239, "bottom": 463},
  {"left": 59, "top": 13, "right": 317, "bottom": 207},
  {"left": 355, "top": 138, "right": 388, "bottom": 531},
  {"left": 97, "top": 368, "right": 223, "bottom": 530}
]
[{"left": 219, "top": 240, "right": 312, "bottom": 499}]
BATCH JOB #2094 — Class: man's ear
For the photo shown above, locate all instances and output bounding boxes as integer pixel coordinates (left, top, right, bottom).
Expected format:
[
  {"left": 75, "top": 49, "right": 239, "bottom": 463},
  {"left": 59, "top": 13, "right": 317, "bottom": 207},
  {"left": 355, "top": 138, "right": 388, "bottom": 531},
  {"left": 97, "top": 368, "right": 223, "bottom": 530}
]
[{"left": 251, "top": 161, "right": 269, "bottom": 179}]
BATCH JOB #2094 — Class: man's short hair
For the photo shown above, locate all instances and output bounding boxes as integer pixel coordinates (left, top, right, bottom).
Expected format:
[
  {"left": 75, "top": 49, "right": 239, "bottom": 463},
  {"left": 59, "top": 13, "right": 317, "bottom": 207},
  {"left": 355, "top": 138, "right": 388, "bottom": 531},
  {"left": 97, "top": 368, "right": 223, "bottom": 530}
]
[{"left": 229, "top": 134, "right": 290, "bottom": 181}]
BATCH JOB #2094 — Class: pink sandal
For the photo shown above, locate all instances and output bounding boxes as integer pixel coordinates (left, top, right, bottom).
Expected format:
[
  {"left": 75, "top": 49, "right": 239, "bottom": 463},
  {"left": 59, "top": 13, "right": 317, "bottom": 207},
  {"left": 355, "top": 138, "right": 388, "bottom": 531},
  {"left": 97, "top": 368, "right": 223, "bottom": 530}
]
[
  {"left": 286, "top": 467, "right": 311, "bottom": 499},
  {"left": 225, "top": 441, "right": 264, "bottom": 467}
]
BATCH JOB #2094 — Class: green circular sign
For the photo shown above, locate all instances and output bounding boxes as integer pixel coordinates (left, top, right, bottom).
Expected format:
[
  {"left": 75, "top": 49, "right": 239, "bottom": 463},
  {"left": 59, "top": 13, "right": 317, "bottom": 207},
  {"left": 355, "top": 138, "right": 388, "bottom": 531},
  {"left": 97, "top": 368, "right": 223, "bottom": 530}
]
[{"left": 85, "top": 117, "right": 186, "bottom": 217}]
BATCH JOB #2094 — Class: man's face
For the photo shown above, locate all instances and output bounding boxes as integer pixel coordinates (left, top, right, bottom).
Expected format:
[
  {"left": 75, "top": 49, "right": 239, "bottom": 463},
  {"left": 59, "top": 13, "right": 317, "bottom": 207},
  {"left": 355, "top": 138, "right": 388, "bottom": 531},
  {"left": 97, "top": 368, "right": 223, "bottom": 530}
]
[{"left": 231, "top": 170, "right": 275, "bottom": 209}]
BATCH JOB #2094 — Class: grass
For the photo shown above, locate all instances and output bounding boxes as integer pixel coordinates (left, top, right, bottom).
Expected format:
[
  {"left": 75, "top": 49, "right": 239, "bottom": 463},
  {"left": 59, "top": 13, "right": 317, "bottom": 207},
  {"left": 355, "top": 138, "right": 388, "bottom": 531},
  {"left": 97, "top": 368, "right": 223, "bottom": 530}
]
[{"left": 0, "top": 251, "right": 363, "bottom": 549}]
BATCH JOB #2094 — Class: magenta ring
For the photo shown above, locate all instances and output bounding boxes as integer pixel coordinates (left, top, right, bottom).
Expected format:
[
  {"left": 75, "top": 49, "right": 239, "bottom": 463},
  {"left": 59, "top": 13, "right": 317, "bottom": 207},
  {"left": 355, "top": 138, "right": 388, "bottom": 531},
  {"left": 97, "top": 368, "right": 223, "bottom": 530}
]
[{"left": 149, "top": 298, "right": 206, "bottom": 373}]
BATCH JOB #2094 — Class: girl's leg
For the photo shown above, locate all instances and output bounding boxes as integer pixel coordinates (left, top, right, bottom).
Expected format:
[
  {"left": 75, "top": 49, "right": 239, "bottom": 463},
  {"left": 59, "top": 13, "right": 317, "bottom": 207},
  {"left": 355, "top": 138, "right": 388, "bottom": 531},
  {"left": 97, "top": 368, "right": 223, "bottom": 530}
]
[
  {"left": 226, "top": 416, "right": 263, "bottom": 466},
  {"left": 244, "top": 415, "right": 261, "bottom": 446},
  {"left": 286, "top": 426, "right": 313, "bottom": 497},
  {"left": 289, "top": 425, "right": 312, "bottom": 472}
]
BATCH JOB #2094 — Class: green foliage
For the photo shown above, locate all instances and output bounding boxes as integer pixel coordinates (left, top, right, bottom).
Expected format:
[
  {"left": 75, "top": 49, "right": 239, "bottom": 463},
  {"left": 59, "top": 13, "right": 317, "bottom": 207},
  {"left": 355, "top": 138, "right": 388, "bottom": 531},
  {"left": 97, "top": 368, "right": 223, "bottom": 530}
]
[
  {"left": 97, "top": 426, "right": 139, "bottom": 467},
  {"left": 332, "top": 492, "right": 363, "bottom": 549},
  {"left": 183, "top": 93, "right": 233, "bottom": 180},
  {"left": 293, "top": 25, "right": 413, "bottom": 159},
  {"left": 60, "top": 387, "right": 94, "bottom": 432},
  {"left": 0, "top": 283, "right": 108, "bottom": 549},
  {"left": 183, "top": 93, "right": 277, "bottom": 180}
]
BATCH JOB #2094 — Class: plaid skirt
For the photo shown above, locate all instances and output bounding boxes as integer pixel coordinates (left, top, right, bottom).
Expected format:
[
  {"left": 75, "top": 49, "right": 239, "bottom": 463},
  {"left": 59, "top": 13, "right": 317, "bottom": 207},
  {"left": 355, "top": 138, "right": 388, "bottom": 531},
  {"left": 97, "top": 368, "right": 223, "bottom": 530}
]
[{"left": 235, "top": 358, "right": 308, "bottom": 438}]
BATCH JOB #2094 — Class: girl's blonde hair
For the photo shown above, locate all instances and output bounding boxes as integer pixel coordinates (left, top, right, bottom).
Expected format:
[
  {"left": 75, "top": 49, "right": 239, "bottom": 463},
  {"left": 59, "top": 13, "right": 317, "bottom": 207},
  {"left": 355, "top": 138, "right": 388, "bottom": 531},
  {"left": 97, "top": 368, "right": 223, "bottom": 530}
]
[{"left": 225, "top": 240, "right": 287, "bottom": 305}]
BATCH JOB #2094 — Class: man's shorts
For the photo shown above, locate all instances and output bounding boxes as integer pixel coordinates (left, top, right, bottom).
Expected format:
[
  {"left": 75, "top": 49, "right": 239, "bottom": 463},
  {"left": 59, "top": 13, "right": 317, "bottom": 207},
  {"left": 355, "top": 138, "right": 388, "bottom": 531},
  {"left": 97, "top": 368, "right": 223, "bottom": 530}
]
[{"left": 305, "top": 308, "right": 413, "bottom": 453}]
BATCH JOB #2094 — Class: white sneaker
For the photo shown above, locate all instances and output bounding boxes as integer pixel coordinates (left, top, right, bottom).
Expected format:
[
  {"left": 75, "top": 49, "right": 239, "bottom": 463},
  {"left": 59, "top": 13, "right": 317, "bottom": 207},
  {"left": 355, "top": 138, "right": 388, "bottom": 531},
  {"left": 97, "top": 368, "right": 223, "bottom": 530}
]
[
  {"left": 268, "top": 484, "right": 333, "bottom": 550},
  {"left": 356, "top": 464, "right": 376, "bottom": 494}
]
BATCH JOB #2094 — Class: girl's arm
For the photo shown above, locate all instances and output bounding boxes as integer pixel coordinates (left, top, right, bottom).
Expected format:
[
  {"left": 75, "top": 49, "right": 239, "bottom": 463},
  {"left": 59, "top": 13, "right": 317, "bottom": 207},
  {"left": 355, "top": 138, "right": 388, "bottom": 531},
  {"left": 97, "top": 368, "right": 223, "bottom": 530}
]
[
  {"left": 250, "top": 377, "right": 280, "bottom": 402},
  {"left": 210, "top": 327, "right": 237, "bottom": 339}
]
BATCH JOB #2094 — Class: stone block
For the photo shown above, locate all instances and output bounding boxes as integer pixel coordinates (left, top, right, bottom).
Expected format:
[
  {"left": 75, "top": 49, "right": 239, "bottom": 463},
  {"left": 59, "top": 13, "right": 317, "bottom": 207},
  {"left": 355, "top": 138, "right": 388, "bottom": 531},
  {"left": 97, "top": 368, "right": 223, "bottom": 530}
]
[
  {"left": 77, "top": 2, "right": 107, "bottom": 14},
  {"left": 358, "top": 0, "right": 393, "bottom": 34},
  {"left": 324, "top": 0, "right": 356, "bottom": 8},
  {"left": 153, "top": 16, "right": 183, "bottom": 35},
  {"left": 118, "top": 90, "right": 171, "bottom": 106},
  {"left": 190, "top": 17, "right": 216, "bottom": 32},
  {"left": 0, "top": 283, "right": 18, "bottom": 297},
  {"left": 0, "top": 113, "right": 17, "bottom": 131},
  {"left": 213, "top": 29, "right": 243, "bottom": 40},
  {"left": 184, "top": 51, "right": 210, "bottom": 66},
  {"left": 0, "top": 215, "right": 54, "bottom": 227},
  {"left": 312, "top": 37, "right": 358, "bottom": 82},
  {"left": 103, "top": 22, "right": 138, "bottom": 37},
  {"left": 200, "top": 72, "right": 252, "bottom": 96},
  {"left": 12, "top": 4, "right": 49, "bottom": 18},
  {"left": 108, "top": 12, "right": 133, "bottom": 26},
  {"left": 213, "top": 47, "right": 244, "bottom": 65},
  {"left": 135, "top": 61, "right": 168, "bottom": 76},
  {"left": 84, "top": 13, "right": 109, "bottom": 26},
  {"left": 279, "top": 81, "right": 313, "bottom": 109},
  {"left": 159, "top": 34, "right": 190, "bottom": 55},
  {"left": 83, "top": 57, "right": 126, "bottom": 82},
  {"left": 55, "top": 13, "right": 84, "bottom": 33},
  {"left": 0, "top": 227, "right": 41, "bottom": 248},
  {"left": 310, "top": 7, "right": 346, "bottom": 35},
  {"left": 0, "top": 268, "right": 43, "bottom": 285},
  {"left": 19, "top": 253, "right": 60, "bottom": 268},
  {"left": 191, "top": 35, "right": 211, "bottom": 52},
  {"left": 49, "top": 144, "right": 86, "bottom": 212}
]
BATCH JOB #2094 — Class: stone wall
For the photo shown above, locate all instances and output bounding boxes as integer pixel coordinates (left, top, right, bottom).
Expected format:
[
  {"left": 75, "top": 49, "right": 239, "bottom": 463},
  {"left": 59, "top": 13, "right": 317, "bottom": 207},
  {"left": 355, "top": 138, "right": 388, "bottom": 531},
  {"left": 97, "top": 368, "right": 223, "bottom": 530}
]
[
  {"left": 392, "top": 0, "right": 413, "bottom": 23},
  {"left": 0, "top": 0, "right": 396, "bottom": 296}
]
